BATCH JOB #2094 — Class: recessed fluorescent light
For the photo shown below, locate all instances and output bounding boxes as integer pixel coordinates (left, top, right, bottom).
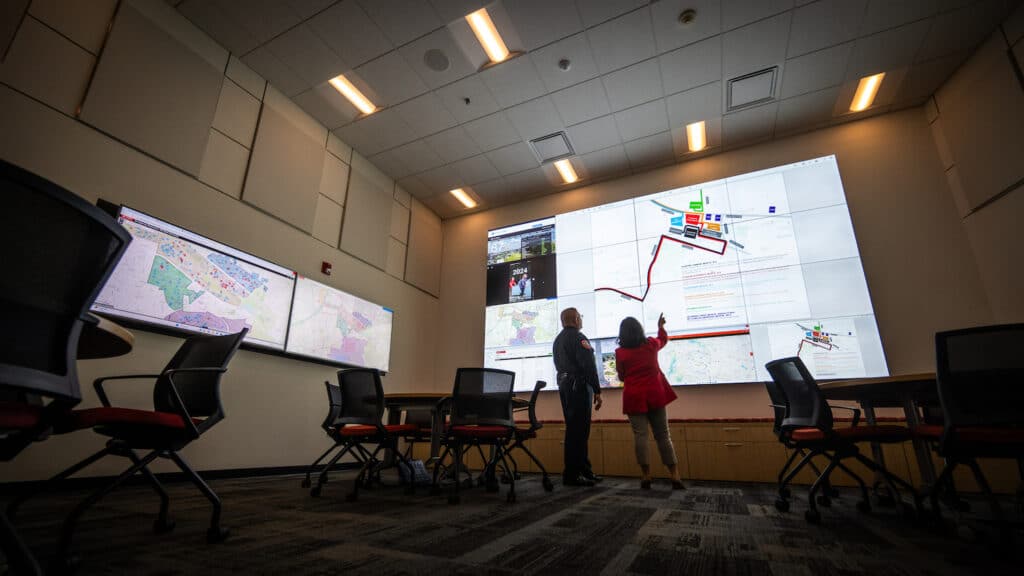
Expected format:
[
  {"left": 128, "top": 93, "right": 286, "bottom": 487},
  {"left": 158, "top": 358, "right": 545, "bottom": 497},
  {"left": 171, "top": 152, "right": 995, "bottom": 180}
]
[
  {"left": 686, "top": 121, "right": 706, "bottom": 152},
  {"left": 850, "top": 72, "right": 885, "bottom": 112},
  {"left": 554, "top": 159, "right": 579, "bottom": 184},
  {"left": 450, "top": 188, "right": 477, "bottom": 209},
  {"left": 329, "top": 74, "right": 376, "bottom": 115},
  {"left": 466, "top": 8, "right": 509, "bottom": 64}
]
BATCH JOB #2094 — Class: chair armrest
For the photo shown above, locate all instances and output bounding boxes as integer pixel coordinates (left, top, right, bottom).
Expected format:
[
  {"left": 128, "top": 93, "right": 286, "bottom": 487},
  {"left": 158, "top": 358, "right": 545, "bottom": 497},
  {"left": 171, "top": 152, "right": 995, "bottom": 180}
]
[
  {"left": 828, "top": 404, "right": 861, "bottom": 427},
  {"left": 162, "top": 367, "right": 227, "bottom": 438},
  {"left": 769, "top": 403, "right": 786, "bottom": 409},
  {"left": 93, "top": 374, "right": 163, "bottom": 407}
]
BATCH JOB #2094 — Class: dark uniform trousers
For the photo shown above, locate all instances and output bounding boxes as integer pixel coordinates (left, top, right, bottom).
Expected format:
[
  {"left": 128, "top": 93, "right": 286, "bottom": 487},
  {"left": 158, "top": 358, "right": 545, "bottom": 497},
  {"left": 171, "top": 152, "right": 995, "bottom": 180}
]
[{"left": 557, "top": 372, "right": 593, "bottom": 478}]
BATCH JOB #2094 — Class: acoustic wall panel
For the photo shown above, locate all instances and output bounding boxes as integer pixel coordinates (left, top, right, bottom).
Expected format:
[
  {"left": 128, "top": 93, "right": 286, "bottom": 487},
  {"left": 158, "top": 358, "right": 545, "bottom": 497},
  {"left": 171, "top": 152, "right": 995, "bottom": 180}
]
[
  {"left": 319, "top": 151, "right": 350, "bottom": 206},
  {"left": 212, "top": 78, "right": 260, "bottom": 147},
  {"left": 198, "top": 128, "right": 248, "bottom": 198},
  {"left": 340, "top": 157, "right": 394, "bottom": 269},
  {"left": 327, "top": 132, "right": 353, "bottom": 164},
  {"left": 226, "top": 55, "right": 266, "bottom": 100},
  {"left": 28, "top": 0, "right": 117, "bottom": 54},
  {"left": 386, "top": 237, "right": 407, "bottom": 279},
  {"left": 0, "top": 15, "right": 94, "bottom": 115},
  {"left": 390, "top": 200, "right": 410, "bottom": 243},
  {"left": 0, "top": 0, "right": 29, "bottom": 61},
  {"left": 312, "top": 194, "right": 343, "bottom": 246},
  {"left": 405, "top": 197, "right": 442, "bottom": 296}
]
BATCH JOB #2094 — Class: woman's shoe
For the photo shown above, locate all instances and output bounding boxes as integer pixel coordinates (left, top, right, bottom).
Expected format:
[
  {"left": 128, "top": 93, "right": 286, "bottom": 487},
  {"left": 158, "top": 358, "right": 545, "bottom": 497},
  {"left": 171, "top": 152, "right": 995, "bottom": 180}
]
[
  {"left": 640, "top": 479, "right": 652, "bottom": 490},
  {"left": 671, "top": 480, "right": 686, "bottom": 490}
]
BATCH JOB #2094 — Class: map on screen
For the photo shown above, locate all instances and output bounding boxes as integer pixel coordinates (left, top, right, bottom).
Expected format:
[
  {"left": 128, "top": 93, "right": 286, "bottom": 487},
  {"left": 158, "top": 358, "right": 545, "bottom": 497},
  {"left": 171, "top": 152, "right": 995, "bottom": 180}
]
[
  {"left": 92, "top": 207, "right": 295, "bottom": 349},
  {"left": 484, "top": 155, "right": 888, "bottom": 391},
  {"left": 286, "top": 276, "right": 394, "bottom": 372}
]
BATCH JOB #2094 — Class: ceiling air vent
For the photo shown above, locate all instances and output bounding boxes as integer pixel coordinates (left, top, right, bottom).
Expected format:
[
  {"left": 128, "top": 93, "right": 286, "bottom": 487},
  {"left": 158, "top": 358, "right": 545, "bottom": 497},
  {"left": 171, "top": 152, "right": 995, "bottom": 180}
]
[
  {"left": 529, "top": 132, "right": 575, "bottom": 164},
  {"left": 727, "top": 66, "right": 778, "bottom": 112}
]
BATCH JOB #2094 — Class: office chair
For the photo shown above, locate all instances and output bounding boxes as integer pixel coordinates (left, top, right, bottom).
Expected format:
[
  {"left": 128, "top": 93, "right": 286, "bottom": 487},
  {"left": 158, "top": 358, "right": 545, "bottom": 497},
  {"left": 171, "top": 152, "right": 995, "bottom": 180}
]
[
  {"left": 763, "top": 378, "right": 834, "bottom": 512},
  {"left": 0, "top": 159, "right": 131, "bottom": 575},
  {"left": 504, "top": 380, "right": 555, "bottom": 492}
]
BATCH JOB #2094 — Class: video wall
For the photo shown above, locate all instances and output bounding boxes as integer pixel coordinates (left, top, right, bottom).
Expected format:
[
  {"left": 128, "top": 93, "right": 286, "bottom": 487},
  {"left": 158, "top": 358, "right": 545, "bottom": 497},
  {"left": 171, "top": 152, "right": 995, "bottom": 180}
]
[
  {"left": 484, "top": 155, "right": 888, "bottom": 392},
  {"left": 91, "top": 206, "right": 394, "bottom": 371}
]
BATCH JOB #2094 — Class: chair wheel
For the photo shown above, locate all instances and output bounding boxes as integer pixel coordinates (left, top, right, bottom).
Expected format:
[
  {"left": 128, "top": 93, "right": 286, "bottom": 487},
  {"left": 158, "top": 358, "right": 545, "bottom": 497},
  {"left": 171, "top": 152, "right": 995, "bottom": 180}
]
[
  {"left": 206, "top": 526, "right": 230, "bottom": 544},
  {"left": 805, "top": 510, "right": 821, "bottom": 524},
  {"left": 856, "top": 500, "right": 872, "bottom": 513},
  {"left": 310, "top": 486, "right": 322, "bottom": 497},
  {"left": 779, "top": 487, "right": 791, "bottom": 499},
  {"left": 817, "top": 495, "right": 831, "bottom": 508},
  {"left": 775, "top": 498, "right": 790, "bottom": 512},
  {"left": 542, "top": 476, "right": 554, "bottom": 492},
  {"left": 507, "top": 491, "right": 517, "bottom": 503},
  {"left": 301, "top": 478, "right": 311, "bottom": 488},
  {"left": 153, "top": 518, "right": 176, "bottom": 534}
]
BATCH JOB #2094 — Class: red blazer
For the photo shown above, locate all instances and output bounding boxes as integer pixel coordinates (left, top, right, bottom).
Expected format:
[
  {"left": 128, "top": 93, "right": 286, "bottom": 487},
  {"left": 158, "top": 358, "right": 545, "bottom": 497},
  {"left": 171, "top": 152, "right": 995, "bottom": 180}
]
[{"left": 615, "top": 326, "right": 678, "bottom": 415}]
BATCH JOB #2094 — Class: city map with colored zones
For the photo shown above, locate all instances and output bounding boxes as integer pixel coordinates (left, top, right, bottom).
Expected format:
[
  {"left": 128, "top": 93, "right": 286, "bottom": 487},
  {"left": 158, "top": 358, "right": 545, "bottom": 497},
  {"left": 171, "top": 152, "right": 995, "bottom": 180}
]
[
  {"left": 286, "top": 277, "right": 394, "bottom": 371},
  {"left": 661, "top": 334, "right": 757, "bottom": 385},
  {"left": 484, "top": 299, "right": 559, "bottom": 348}
]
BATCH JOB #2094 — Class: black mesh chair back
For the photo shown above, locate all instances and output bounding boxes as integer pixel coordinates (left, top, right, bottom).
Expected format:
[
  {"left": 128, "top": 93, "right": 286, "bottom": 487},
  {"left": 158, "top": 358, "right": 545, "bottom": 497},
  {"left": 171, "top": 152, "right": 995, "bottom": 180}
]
[
  {"left": 765, "top": 357, "right": 832, "bottom": 433},
  {"left": 935, "top": 324, "right": 1024, "bottom": 429},
  {"left": 332, "top": 368, "right": 385, "bottom": 428},
  {"left": 152, "top": 329, "right": 247, "bottom": 428},
  {"left": 450, "top": 368, "right": 515, "bottom": 428},
  {"left": 763, "top": 377, "right": 789, "bottom": 438},
  {"left": 525, "top": 380, "right": 546, "bottom": 431},
  {"left": 0, "top": 159, "right": 131, "bottom": 402}
]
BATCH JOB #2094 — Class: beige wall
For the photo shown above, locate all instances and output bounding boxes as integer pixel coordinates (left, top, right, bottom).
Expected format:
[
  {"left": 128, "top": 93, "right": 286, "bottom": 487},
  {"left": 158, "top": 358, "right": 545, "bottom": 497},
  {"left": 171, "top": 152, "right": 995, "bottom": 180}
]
[
  {"left": 0, "top": 0, "right": 441, "bottom": 481},
  {"left": 437, "top": 107, "right": 993, "bottom": 421}
]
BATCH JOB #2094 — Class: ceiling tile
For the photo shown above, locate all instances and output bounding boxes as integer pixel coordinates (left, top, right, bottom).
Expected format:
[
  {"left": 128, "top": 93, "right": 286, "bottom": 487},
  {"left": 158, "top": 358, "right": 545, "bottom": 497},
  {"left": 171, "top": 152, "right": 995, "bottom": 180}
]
[
  {"left": 486, "top": 142, "right": 539, "bottom": 175},
  {"left": 659, "top": 36, "right": 721, "bottom": 96},
  {"left": 859, "top": 0, "right": 938, "bottom": 36},
  {"left": 217, "top": 0, "right": 301, "bottom": 45},
  {"left": 436, "top": 75, "right": 501, "bottom": 123},
  {"left": 241, "top": 46, "right": 309, "bottom": 96},
  {"left": 480, "top": 55, "right": 547, "bottom": 108},
  {"left": 390, "top": 139, "right": 446, "bottom": 173},
  {"left": 452, "top": 154, "right": 501, "bottom": 184},
  {"left": 722, "top": 12, "right": 791, "bottom": 79},
  {"left": 894, "top": 50, "right": 969, "bottom": 104},
  {"left": 650, "top": 0, "right": 722, "bottom": 54},
  {"left": 787, "top": 0, "right": 867, "bottom": 58},
  {"left": 1006, "top": 1, "right": 1024, "bottom": 45},
  {"left": 264, "top": 23, "right": 345, "bottom": 86},
  {"left": 575, "top": 0, "right": 647, "bottom": 28},
  {"left": 292, "top": 84, "right": 360, "bottom": 130},
  {"left": 505, "top": 96, "right": 565, "bottom": 141},
  {"left": 603, "top": 58, "right": 664, "bottom": 112},
  {"left": 463, "top": 111, "right": 522, "bottom": 151},
  {"left": 530, "top": 33, "right": 599, "bottom": 92},
  {"left": 916, "top": 0, "right": 1007, "bottom": 62},
  {"left": 178, "top": 0, "right": 259, "bottom": 54},
  {"left": 309, "top": 0, "right": 393, "bottom": 69},
  {"left": 472, "top": 177, "right": 511, "bottom": 203},
  {"left": 332, "top": 108, "right": 415, "bottom": 156},
  {"left": 623, "top": 131, "right": 674, "bottom": 169},
  {"left": 357, "top": 0, "right": 443, "bottom": 46},
  {"left": 780, "top": 42, "right": 852, "bottom": 99},
  {"left": 417, "top": 164, "right": 464, "bottom": 193},
  {"left": 397, "top": 174, "right": 432, "bottom": 198},
  {"left": 614, "top": 99, "right": 669, "bottom": 142},
  {"left": 399, "top": 27, "right": 476, "bottom": 89},
  {"left": 504, "top": 167, "right": 549, "bottom": 197},
  {"left": 394, "top": 92, "right": 457, "bottom": 139},
  {"left": 368, "top": 148, "right": 414, "bottom": 180},
  {"left": 722, "top": 102, "right": 778, "bottom": 146},
  {"left": 846, "top": 19, "right": 930, "bottom": 79},
  {"left": 566, "top": 114, "right": 622, "bottom": 155},
  {"left": 429, "top": 0, "right": 489, "bottom": 24},
  {"left": 776, "top": 87, "right": 839, "bottom": 135},
  {"left": 505, "top": 0, "right": 584, "bottom": 50},
  {"left": 353, "top": 51, "right": 429, "bottom": 106},
  {"left": 424, "top": 126, "right": 481, "bottom": 163},
  {"left": 722, "top": 0, "right": 794, "bottom": 31},
  {"left": 578, "top": 144, "right": 630, "bottom": 179},
  {"left": 551, "top": 78, "right": 612, "bottom": 126},
  {"left": 587, "top": 7, "right": 656, "bottom": 74},
  {"left": 666, "top": 81, "right": 722, "bottom": 127},
  {"left": 671, "top": 116, "right": 722, "bottom": 155}
]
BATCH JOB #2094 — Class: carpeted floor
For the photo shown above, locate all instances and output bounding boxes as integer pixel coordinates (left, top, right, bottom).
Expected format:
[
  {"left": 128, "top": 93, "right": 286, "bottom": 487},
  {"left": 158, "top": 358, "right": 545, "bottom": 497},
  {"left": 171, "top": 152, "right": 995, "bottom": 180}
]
[{"left": 4, "top": 471, "right": 1021, "bottom": 575}]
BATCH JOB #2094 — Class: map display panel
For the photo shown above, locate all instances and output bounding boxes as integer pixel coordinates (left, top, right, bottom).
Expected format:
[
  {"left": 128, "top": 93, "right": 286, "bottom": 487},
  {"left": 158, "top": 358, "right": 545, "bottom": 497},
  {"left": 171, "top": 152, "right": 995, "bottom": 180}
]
[
  {"left": 286, "top": 276, "right": 394, "bottom": 372},
  {"left": 92, "top": 207, "right": 295, "bottom": 349}
]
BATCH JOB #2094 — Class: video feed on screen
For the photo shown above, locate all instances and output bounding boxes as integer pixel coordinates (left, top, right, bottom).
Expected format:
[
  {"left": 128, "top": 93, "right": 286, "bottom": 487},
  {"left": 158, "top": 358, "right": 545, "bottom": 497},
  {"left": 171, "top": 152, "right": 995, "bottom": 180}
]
[
  {"left": 92, "top": 206, "right": 295, "bottom": 350},
  {"left": 484, "top": 155, "right": 889, "bottom": 391}
]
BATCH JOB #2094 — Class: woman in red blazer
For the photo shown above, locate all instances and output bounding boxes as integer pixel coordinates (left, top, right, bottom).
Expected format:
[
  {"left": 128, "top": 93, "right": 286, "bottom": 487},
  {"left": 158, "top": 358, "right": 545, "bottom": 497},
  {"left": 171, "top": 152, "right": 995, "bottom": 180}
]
[{"left": 615, "top": 314, "right": 684, "bottom": 489}]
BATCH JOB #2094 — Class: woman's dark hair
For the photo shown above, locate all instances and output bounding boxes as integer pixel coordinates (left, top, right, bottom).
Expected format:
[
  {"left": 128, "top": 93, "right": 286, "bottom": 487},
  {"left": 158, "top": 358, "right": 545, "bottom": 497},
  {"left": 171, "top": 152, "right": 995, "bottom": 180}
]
[{"left": 618, "top": 317, "right": 646, "bottom": 348}]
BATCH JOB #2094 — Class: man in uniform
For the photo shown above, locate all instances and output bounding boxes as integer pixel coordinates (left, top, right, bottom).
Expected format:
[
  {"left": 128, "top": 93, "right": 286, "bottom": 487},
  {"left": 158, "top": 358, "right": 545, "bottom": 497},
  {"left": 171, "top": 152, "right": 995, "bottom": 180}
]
[{"left": 552, "top": 307, "right": 603, "bottom": 486}]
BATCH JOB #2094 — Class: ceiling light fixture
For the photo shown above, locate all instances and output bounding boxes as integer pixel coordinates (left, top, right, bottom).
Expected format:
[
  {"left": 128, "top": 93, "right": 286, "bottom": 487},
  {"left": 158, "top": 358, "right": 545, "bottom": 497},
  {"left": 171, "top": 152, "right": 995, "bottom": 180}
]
[
  {"left": 466, "top": 8, "right": 510, "bottom": 64},
  {"left": 554, "top": 159, "right": 579, "bottom": 184},
  {"left": 686, "top": 121, "right": 707, "bottom": 152},
  {"left": 850, "top": 72, "right": 885, "bottom": 112},
  {"left": 329, "top": 74, "right": 376, "bottom": 115},
  {"left": 450, "top": 188, "right": 477, "bottom": 209}
]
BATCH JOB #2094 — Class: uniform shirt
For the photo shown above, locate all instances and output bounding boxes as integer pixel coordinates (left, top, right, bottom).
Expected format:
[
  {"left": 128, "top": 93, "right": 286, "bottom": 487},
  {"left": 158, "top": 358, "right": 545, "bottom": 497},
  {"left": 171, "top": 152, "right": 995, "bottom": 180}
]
[
  {"left": 552, "top": 326, "right": 601, "bottom": 394},
  {"left": 615, "top": 325, "right": 678, "bottom": 414}
]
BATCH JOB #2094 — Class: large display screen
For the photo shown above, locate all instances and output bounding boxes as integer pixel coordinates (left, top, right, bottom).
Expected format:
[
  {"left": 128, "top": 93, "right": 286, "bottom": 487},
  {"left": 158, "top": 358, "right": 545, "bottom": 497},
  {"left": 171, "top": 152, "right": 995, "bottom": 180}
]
[
  {"left": 484, "top": 155, "right": 888, "bottom": 391},
  {"left": 92, "top": 207, "right": 296, "bottom": 350},
  {"left": 286, "top": 276, "right": 395, "bottom": 372}
]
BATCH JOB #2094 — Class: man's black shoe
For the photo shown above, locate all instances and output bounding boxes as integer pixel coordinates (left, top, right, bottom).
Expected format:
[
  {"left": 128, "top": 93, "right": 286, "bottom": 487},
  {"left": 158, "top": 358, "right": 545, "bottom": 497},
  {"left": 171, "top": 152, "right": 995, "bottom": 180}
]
[
  {"left": 562, "top": 474, "right": 595, "bottom": 487},
  {"left": 583, "top": 472, "right": 604, "bottom": 484}
]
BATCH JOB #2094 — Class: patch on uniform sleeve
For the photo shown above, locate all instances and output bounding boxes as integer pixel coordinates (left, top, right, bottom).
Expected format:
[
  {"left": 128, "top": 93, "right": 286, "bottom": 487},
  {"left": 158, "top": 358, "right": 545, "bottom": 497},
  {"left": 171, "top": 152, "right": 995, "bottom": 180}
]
[{"left": 580, "top": 339, "right": 592, "bottom": 350}]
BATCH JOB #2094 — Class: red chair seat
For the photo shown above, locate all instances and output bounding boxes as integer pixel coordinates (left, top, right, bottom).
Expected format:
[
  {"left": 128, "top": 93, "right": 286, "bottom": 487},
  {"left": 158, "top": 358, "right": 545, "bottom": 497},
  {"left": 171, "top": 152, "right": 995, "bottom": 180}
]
[
  {"left": 0, "top": 401, "right": 42, "bottom": 429},
  {"left": 790, "top": 425, "right": 911, "bottom": 442},
  {"left": 449, "top": 425, "right": 511, "bottom": 438},
  {"left": 337, "top": 423, "right": 416, "bottom": 437},
  {"left": 915, "top": 424, "right": 1024, "bottom": 444},
  {"left": 59, "top": 407, "right": 201, "bottom": 432}
]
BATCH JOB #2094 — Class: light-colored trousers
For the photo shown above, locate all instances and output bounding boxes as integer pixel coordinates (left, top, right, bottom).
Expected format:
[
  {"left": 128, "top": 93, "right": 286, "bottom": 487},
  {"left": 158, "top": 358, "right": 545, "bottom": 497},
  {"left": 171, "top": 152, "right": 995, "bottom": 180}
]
[{"left": 627, "top": 407, "right": 678, "bottom": 468}]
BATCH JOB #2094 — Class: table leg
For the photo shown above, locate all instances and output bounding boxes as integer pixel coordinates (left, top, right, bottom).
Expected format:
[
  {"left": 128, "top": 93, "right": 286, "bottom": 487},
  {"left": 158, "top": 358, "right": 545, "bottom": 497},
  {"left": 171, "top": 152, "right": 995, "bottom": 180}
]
[
  {"left": 904, "top": 397, "right": 937, "bottom": 490},
  {"left": 860, "top": 401, "right": 893, "bottom": 501},
  {"left": 430, "top": 407, "right": 442, "bottom": 462},
  {"left": 384, "top": 406, "right": 401, "bottom": 467}
]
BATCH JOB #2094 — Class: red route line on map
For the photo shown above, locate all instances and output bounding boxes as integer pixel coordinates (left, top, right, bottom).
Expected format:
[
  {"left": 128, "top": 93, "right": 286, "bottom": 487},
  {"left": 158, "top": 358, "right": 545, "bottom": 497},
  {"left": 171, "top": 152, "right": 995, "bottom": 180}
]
[
  {"left": 668, "top": 328, "right": 750, "bottom": 340},
  {"left": 594, "top": 231, "right": 728, "bottom": 302}
]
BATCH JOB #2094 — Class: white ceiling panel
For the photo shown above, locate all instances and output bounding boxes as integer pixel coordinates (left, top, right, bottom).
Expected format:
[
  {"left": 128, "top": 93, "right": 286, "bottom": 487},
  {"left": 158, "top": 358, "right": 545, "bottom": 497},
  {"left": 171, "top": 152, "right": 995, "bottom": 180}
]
[
  {"left": 859, "top": 0, "right": 937, "bottom": 37},
  {"left": 288, "top": 0, "right": 336, "bottom": 21},
  {"left": 722, "top": 0, "right": 794, "bottom": 32},
  {"left": 397, "top": 174, "right": 432, "bottom": 198},
  {"left": 915, "top": 0, "right": 1008, "bottom": 62},
  {"left": 623, "top": 131, "right": 674, "bottom": 169},
  {"left": 241, "top": 46, "right": 309, "bottom": 96},
  {"left": 418, "top": 164, "right": 464, "bottom": 193},
  {"left": 368, "top": 148, "right": 414, "bottom": 179},
  {"left": 587, "top": 7, "right": 656, "bottom": 74},
  {"left": 846, "top": 19, "right": 930, "bottom": 79},
  {"left": 428, "top": 0, "right": 489, "bottom": 24},
  {"left": 394, "top": 92, "right": 457, "bottom": 138},
  {"left": 463, "top": 111, "right": 522, "bottom": 151},
  {"left": 178, "top": 0, "right": 259, "bottom": 54},
  {"left": 575, "top": 0, "right": 647, "bottom": 28},
  {"left": 722, "top": 102, "right": 778, "bottom": 146},
  {"left": 358, "top": 0, "right": 443, "bottom": 46},
  {"left": 722, "top": 12, "right": 791, "bottom": 78},
  {"left": 504, "top": 167, "right": 549, "bottom": 197},
  {"left": 424, "top": 126, "right": 481, "bottom": 163},
  {"left": 650, "top": 0, "right": 722, "bottom": 54},
  {"left": 666, "top": 81, "right": 722, "bottom": 127},
  {"left": 480, "top": 54, "right": 547, "bottom": 108},
  {"left": 659, "top": 35, "right": 721, "bottom": 96},
  {"left": 578, "top": 143, "right": 630, "bottom": 179},
  {"left": 566, "top": 114, "right": 622, "bottom": 155},
  {"left": 390, "top": 139, "right": 446, "bottom": 173},
  {"left": 218, "top": 0, "right": 301, "bottom": 45},
  {"left": 309, "top": 0, "right": 392, "bottom": 69},
  {"left": 486, "top": 142, "right": 540, "bottom": 175},
  {"left": 264, "top": 24, "right": 345, "bottom": 86},
  {"left": 775, "top": 87, "right": 840, "bottom": 135},
  {"left": 332, "top": 107, "right": 414, "bottom": 155},
  {"left": 292, "top": 84, "right": 361, "bottom": 130},
  {"left": 505, "top": 96, "right": 565, "bottom": 141},
  {"left": 787, "top": 0, "right": 867, "bottom": 58},
  {"left": 399, "top": 27, "right": 476, "bottom": 89},
  {"left": 530, "top": 33, "right": 599, "bottom": 92},
  {"left": 452, "top": 154, "right": 501, "bottom": 184},
  {"left": 780, "top": 42, "right": 852, "bottom": 99},
  {"left": 614, "top": 99, "right": 669, "bottom": 142},
  {"left": 353, "top": 50, "right": 428, "bottom": 106},
  {"left": 505, "top": 0, "right": 583, "bottom": 51},
  {"left": 551, "top": 77, "right": 612, "bottom": 126},
  {"left": 436, "top": 75, "right": 502, "bottom": 123},
  {"left": 895, "top": 50, "right": 969, "bottom": 104},
  {"left": 603, "top": 58, "right": 664, "bottom": 112}
]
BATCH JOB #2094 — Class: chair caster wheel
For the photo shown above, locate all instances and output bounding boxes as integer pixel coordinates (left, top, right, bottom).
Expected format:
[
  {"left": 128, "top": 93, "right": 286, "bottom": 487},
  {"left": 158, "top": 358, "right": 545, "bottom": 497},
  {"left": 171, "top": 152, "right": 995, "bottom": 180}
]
[
  {"left": 542, "top": 476, "right": 554, "bottom": 492},
  {"left": 804, "top": 510, "right": 821, "bottom": 524},
  {"left": 507, "top": 492, "right": 517, "bottom": 503},
  {"left": 310, "top": 486, "right": 322, "bottom": 497},
  {"left": 856, "top": 500, "right": 872, "bottom": 513},
  {"left": 779, "top": 487, "right": 791, "bottom": 499},
  {"left": 345, "top": 492, "right": 358, "bottom": 502},
  {"left": 816, "top": 495, "right": 831, "bottom": 508},
  {"left": 206, "top": 526, "right": 230, "bottom": 544},
  {"left": 153, "top": 518, "right": 176, "bottom": 534},
  {"left": 774, "top": 498, "right": 790, "bottom": 512},
  {"left": 301, "top": 478, "right": 311, "bottom": 488},
  {"left": 448, "top": 495, "right": 460, "bottom": 505}
]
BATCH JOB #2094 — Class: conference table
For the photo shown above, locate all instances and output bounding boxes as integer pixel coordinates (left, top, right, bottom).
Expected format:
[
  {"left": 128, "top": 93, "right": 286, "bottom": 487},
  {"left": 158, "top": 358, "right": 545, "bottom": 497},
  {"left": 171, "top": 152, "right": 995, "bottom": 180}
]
[
  {"left": 818, "top": 372, "right": 939, "bottom": 490},
  {"left": 78, "top": 313, "right": 135, "bottom": 359}
]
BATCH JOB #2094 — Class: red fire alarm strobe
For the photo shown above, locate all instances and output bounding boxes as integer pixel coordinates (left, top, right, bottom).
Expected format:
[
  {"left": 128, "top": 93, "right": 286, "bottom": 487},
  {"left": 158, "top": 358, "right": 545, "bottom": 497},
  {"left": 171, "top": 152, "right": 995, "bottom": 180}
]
[{"left": 321, "top": 261, "right": 332, "bottom": 276}]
